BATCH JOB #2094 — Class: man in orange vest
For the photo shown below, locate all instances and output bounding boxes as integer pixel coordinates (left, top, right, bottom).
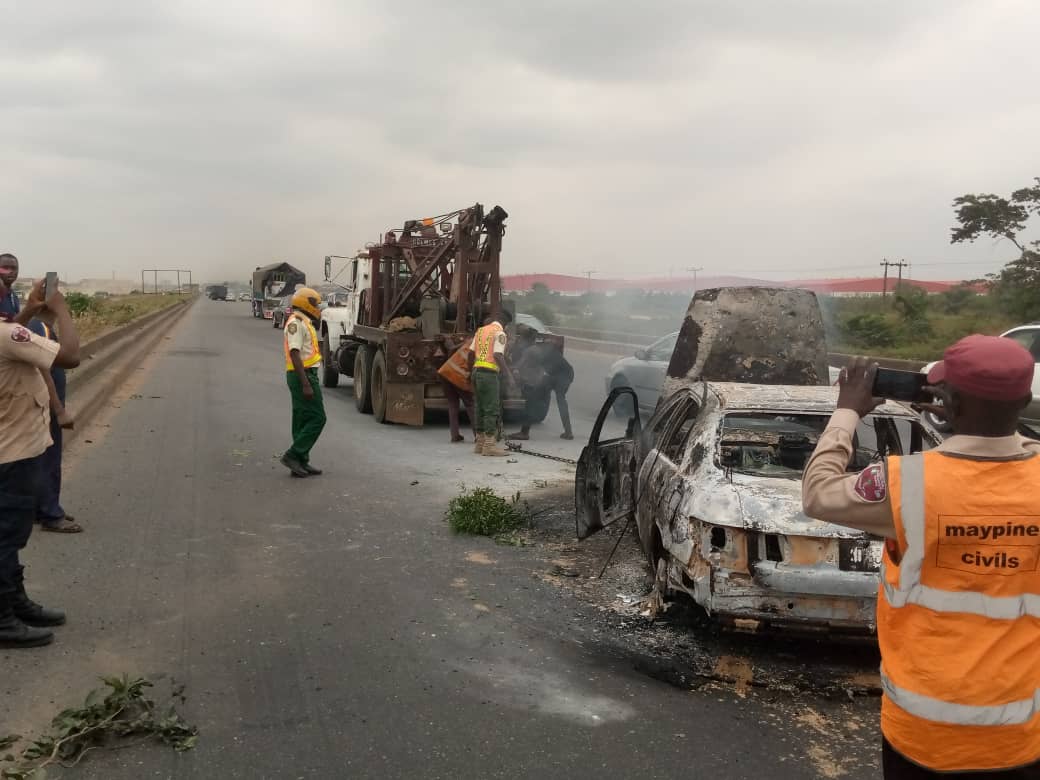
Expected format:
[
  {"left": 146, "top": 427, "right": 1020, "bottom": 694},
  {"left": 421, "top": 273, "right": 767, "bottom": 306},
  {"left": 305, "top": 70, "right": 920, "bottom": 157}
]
[
  {"left": 280, "top": 287, "right": 326, "bottom": 478},
  {"left": 467, "top": 311, "right": 512, "bottom": 457},
  {"left": 803, "top": 335, "right": 1040, "bottom": 778}
]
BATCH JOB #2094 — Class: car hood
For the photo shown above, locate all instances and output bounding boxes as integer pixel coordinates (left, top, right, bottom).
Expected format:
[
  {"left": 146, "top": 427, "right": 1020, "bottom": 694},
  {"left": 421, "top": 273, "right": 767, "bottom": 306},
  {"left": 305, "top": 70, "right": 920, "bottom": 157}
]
[{"left": 680, "top": 469, "right": 869, "bottom": 539}]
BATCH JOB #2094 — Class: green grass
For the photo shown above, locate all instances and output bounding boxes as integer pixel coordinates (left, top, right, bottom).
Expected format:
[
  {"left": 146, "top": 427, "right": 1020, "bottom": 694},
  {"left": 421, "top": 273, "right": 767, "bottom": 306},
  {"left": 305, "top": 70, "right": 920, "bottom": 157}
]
[
  {"left": 70, "top": 294, "right": 191, "bottom": 343},
  {"left": 446, "top": 487, "right": 527, "bottom": 537}
]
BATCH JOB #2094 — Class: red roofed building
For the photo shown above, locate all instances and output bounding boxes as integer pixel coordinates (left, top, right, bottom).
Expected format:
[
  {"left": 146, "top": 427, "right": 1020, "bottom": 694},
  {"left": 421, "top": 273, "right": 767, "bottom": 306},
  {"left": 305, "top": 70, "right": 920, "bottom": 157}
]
[{"left": 789, "top": 277, "right": 970, "bottom": 297}]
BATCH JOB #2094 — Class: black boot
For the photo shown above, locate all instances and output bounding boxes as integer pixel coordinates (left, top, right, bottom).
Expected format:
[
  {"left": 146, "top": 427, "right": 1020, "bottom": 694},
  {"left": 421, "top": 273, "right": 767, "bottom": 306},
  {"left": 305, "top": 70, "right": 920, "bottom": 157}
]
[
  {"left": 302, "top": 463, "right": 323, "bottom": 475},
  {"left": 0, "top": 592, "right": 54, "bottom": 648},
  {"left": 280, "top": 453, "right": 310, "bottom": 478},
  {"left": 12, "top": 567, "right": 65, "bottom": 627}
]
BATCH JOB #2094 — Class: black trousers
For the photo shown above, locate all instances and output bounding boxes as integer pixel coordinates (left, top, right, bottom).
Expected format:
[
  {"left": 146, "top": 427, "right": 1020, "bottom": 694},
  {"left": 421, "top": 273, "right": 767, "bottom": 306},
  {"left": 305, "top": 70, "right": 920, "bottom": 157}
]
[
  {"left": 884, "top": 740, "right": 1040, "bottom": 779},
  {"left": 0, "top": 458, "right": 41, "bottom": 595}
]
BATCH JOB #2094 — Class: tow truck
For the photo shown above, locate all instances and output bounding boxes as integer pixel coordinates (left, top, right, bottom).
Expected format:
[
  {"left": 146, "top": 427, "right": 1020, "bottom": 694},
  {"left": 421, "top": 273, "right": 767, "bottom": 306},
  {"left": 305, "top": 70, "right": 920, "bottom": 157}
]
[{"left": 320, "top": 203, "right": 560, "bottom": 426}]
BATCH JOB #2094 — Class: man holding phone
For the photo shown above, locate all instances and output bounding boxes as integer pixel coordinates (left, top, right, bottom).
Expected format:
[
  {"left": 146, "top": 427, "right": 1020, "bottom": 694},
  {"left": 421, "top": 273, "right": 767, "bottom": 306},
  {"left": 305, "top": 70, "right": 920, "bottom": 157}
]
[
  {"left": 0, "top": 273, "right": 80, "bottom": 648},
  {"left": 802, "top": 335, "right": 1040, "bottom": 777}
]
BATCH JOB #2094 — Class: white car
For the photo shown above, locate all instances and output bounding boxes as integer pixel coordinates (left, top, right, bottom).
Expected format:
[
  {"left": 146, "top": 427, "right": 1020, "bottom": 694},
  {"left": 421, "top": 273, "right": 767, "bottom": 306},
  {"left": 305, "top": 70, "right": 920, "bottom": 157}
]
[{"left": 921, "top": 324, "right": 1040, "bottom": 430}]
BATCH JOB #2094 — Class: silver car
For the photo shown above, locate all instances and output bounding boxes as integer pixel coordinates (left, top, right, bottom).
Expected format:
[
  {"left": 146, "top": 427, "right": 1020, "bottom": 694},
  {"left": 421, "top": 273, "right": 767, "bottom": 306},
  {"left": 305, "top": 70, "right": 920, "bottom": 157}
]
[
  {"left": 605, "top": 332, "right": 680, "bottom": 413},
  {"left": 607, "top": 332, "right": 840, "bottom": 414}
]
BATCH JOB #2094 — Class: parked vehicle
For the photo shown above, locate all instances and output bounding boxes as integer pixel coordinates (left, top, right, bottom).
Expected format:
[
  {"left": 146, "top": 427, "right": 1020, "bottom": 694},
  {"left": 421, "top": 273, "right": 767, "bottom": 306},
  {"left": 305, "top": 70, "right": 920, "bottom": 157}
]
[
  {"left": 271, "top": 297, "right": 292, "bottom": 329},
  {"left": 607, "top": 332, "right": 843, "bottom": 417},
  {"left": 239, "top": 292, "right": 250, "bottom": 302},
  {"left": 605, "top": 332, "right": 679, "bottom": 414},
  {"left": 920, "top": 323, "right": 1040, "bottom": 431},
  {"left": 578, "top": 383, "right": 938, "bottom": 633},
  {"left": 514, "top": 313, "right": 553, "bottom": 335},
  {"left": 320, "top": 203, "right": 558, "bottom": 425},
  {"left": 579, "top": 286, "right": 903, "bottom": 633}
]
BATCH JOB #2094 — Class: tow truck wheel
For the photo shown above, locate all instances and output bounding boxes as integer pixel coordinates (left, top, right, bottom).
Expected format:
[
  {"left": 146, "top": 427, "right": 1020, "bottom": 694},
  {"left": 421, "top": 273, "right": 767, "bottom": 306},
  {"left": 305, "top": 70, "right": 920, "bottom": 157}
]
[
  {"left": 354, "top": 346, "right": 374, "bottom": 414},
  {"left": 371, "top": 349, "right": 389, "bottom": 424},
  {"left": 321, "top": 338, "right": 339, "bottom": 388}
]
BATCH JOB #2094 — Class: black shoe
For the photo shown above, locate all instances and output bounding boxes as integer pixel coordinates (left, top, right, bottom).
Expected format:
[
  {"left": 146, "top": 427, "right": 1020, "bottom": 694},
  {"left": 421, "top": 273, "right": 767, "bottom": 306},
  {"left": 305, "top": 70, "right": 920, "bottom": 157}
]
[
  {"left": 0, "top": 594, "right": 54, "bottom": 648},
  {"left": 302, "top": 463, "right": 323, "bottom": 476},
  {"left": 280, "top": 453, "right": 309, "bottom": 478},
  {"left": 11, "top": 567, "right": 66, "bottom": 627}
]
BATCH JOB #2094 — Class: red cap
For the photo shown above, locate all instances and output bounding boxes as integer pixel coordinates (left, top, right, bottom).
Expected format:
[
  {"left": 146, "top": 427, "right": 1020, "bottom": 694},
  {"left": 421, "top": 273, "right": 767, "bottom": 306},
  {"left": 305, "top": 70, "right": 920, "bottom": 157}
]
[{"left": 927, "top": 334, "right": 1034, "bottom": 401}]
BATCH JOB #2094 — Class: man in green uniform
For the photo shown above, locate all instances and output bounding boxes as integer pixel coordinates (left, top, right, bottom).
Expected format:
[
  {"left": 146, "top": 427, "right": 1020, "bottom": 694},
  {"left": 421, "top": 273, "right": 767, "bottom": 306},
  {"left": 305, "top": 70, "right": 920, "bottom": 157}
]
[{"left": 280, "top": 287, "right": 326, "bottom": 478}]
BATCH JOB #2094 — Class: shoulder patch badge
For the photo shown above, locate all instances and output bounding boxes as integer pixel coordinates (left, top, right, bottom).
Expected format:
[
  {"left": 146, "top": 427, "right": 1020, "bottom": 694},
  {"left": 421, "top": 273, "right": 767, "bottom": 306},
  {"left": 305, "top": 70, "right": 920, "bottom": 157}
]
[
  {"left": 854, "top": 463, "right": 888, "bottom": 502},
  {"left": 287, "top": 322, "right": 298, "bottom": 335},
  {"left": 10, "top": 326, "right": 31, "bottom": 343}
]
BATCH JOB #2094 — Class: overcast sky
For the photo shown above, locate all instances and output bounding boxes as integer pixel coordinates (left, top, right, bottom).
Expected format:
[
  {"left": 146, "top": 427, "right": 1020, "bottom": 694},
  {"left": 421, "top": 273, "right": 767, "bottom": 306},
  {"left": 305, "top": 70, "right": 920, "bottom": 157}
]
[{"left": 2, "top": 0, "right": 1038, "bottom": 286}]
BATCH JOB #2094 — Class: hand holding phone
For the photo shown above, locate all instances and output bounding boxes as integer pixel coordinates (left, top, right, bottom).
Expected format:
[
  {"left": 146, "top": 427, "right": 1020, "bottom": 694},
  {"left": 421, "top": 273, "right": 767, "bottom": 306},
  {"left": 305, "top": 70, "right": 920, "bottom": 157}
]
[
  {"left": 872, "top": 367, "right": 931, "bottom": 404},
  {"left": 44, "top": 272, "right": 58, "bottom": 302}
]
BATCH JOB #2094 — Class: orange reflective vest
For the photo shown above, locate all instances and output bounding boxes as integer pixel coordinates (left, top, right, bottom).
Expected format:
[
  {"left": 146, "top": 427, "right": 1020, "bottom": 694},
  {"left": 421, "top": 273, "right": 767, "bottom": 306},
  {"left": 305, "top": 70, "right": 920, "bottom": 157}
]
[
  {"left": 437, "top": 345, "right": 472, "bottom": 393},
  {"left": 283, "top": 313, "right": 322, "bottom": 371},
  {"left": 879, "top": 451, "right": 1040, "bottom": 772},
  {"left": 472, "top": 322, "right": 504, "bottom": 372}
]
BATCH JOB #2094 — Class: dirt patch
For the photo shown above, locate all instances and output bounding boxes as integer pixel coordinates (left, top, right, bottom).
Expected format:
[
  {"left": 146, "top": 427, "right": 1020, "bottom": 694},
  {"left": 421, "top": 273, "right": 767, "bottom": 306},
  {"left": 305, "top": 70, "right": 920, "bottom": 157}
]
[{"left": 465, "top": 551, "right": 496, "bottom": 565}]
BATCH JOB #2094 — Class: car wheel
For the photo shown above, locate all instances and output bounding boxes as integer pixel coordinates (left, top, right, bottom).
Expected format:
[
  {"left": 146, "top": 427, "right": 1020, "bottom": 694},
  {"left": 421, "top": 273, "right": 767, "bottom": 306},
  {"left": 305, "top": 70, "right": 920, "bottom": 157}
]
[{"left": 610, "top": 376, "right": 635, "bottom": 418}]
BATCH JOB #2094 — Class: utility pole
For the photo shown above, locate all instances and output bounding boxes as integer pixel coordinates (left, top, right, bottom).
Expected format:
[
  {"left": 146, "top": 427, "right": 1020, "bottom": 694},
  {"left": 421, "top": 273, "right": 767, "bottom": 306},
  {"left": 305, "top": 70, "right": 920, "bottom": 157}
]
[
  {"left": 879, "top": 259, "right": 908, "bottom": 299},
  {"left": 686, "top": 266, "right": 703, "bottom": 294},
  {"left": 583, "top": 269, "right": 597, "bottom": 295}
]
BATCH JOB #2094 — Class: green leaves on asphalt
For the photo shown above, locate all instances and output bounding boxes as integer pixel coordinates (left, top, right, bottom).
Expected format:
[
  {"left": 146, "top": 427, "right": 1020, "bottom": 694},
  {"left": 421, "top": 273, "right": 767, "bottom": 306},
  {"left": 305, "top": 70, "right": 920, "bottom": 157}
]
[
  {"left": 0, "top": 675, "right": 197, "bottom": 779},
  {"left": 447, "top": 486, "right": 529, "bottom": 541}
]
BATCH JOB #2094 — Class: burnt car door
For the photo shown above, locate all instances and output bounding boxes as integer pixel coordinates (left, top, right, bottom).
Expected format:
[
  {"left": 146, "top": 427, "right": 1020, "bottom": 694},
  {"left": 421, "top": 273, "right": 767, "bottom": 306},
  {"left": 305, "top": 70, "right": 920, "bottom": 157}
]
[{"left": 575, "top": 387, "right": 642, "bottom": 539}]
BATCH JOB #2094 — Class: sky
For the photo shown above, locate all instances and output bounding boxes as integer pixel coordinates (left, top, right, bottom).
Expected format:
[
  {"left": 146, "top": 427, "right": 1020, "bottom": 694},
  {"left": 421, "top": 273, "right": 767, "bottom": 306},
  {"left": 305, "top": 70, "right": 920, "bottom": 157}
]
[{"left": 1, "top": 0, "right": 1038, "bottom": 287}]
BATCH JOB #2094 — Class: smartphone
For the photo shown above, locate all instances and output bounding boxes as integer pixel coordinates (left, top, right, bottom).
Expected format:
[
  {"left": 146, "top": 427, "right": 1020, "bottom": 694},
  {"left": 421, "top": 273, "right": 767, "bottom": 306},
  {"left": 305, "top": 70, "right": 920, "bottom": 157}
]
[
  {"left": 44, "top": 271, "right": 58, "bottom": 300},
  {"left": 872, "top": 367, "right": 929, "bottom": 403}
]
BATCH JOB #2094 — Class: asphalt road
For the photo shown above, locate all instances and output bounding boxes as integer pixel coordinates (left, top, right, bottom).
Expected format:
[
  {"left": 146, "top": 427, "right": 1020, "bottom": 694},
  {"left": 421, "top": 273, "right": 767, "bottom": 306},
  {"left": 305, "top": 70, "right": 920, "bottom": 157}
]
[{"left": 1, "top": 302, "right": 880, "bottom": 779}]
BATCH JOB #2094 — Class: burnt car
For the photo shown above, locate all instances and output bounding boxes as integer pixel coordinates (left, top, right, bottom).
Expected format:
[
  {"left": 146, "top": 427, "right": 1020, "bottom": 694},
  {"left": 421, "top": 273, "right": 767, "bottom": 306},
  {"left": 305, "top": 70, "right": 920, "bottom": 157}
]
[{"left": 576, "top": 382, "right": 941, "bottom": 633}]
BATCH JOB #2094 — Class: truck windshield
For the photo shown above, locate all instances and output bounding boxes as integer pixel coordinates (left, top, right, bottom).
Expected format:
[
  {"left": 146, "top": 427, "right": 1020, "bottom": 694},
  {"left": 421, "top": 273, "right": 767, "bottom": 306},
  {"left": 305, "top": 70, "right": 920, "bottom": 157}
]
[{"left": 718, "top": 412, "right": 932, "bottom": 479}]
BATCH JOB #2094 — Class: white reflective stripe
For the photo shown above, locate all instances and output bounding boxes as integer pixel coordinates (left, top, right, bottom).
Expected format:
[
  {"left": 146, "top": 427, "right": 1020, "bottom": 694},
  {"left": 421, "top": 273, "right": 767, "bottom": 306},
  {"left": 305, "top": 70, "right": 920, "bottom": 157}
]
[
  {"left": 882, "top": 578, "right": 1040, "bottom": 619},
  {"left": 882, "top": 671, "right": 1040, "bottom": 727},
  {"left": 898, "top": 453, "right": 926, "bottom": 592}
]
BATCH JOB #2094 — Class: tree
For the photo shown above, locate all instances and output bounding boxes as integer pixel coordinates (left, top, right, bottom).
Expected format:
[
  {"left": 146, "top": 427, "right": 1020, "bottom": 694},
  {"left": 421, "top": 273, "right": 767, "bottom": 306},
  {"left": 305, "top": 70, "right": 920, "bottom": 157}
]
[{"left": 951, "top": 178, "right": 1040, "bottom": 319}]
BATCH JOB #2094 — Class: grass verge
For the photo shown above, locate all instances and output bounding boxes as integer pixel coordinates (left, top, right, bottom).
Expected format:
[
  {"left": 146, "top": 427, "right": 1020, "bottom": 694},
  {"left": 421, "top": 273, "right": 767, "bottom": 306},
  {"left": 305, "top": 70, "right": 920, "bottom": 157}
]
[{"left": 67, "top": 294, "right": 191, "bottom": 343}]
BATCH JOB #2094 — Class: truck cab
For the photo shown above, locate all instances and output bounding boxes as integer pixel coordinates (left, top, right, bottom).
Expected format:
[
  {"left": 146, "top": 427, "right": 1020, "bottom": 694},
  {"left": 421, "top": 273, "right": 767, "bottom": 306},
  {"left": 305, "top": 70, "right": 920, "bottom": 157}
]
[{"left": 318, "top": 254, "right": 372, "bottom": 386}]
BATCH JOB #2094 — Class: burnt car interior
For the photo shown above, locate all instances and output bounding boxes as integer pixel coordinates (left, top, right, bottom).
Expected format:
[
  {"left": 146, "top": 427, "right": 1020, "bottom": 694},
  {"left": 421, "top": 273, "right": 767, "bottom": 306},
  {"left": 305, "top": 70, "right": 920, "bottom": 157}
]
[{"left": 718, "top": 413, "right": 934, "bottom": 478}]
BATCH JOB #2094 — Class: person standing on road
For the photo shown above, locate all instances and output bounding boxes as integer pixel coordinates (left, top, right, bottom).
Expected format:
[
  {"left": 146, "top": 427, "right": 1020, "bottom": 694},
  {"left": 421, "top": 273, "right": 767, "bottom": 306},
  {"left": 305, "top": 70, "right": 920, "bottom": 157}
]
[
  {"left": 803, "top": 336, "right": 1040, "bottom": 778},
  {"left": 28, "top": 316, "right": 80, "bottom": 533},
  {"left": 0, "top": 253, "right": 21, "bottom": 319},
  {"left": 467, "top": 311, "right": 512, "bottom": 457},
  {"left": 0, "top": 276, "right": 80, "bottom": 648},
  {"left": 280, "top": 287, "right": 327, "bottom": 479},
  {"left": 437, "top": 342, "right": 476, "bottom": 443},
  {"left": 506, "top": 325, "right": 574, "bottom": 442}
]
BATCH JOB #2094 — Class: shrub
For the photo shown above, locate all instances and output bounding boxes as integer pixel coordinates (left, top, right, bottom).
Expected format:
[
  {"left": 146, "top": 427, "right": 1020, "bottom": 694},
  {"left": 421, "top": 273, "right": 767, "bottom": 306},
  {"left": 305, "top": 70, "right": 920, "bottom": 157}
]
[
  {"left": 63, "top": 292, "right": 96, "bottom": 317},
  {"left": 446, "top": 487, "right": 526, "bottom": 536},
  {"left": 840, "top": 313, "right": 897, "bottom": 348}
]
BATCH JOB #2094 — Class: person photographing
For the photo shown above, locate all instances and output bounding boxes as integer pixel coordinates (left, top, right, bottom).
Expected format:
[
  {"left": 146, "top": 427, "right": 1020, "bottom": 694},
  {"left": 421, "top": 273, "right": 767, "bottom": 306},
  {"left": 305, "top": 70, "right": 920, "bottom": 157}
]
[
  {"left": 0, "top": 273, "right": 80, "bottom": 648},
  {"left": 803, "top": 335, "right": 1040, "bottom": 778}
]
